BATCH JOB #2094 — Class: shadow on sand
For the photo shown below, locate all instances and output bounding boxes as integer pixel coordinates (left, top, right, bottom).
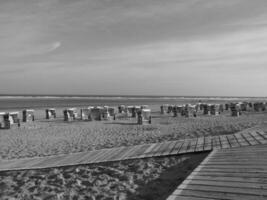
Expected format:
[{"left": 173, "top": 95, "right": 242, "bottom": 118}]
[{"left": 126, "top": 152, "right": 209, "bottom": 200}]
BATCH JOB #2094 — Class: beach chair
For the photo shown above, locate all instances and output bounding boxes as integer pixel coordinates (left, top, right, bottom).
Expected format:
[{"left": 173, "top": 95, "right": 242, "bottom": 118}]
[
  {"left": 9, "top": 112, "right": 20, "bottom": 124},
  {"left": 137, "top": 109, "right": 152, "bottom": 125},
  {"left": 230, "top": 103, "right": 241, "bottom": 117},
  {"left": 160, "top": 104, "right": 169, "bottom": 114},
  {"left": 22, "top": 109, "right": 35, "bottom": 122},
  {"left": 108, "top": 107, "right": 116, "bottom": 116},
  {"left": 0, "top": 112, "right": 20, "bottom": 129},
  {"left": 210, "top": 104, "right": 220, "bottom": 115},
  {"left": 80, "top": 108, "right": 91, "bottom": 120},
  {"left": 102, "top": 106, "right": 112, "bottom": 120},
  {"left": 90, "top": 107, "right": 102, "bottom": 121},
  {"left": 63, "top": 108, "right": 78, "bottom": 121},
  {"left": 173, "top": 106, "right": 178, "bottom": 117},
  {"left": 203, "top": 104, "right": 211, "bottom": 115},
  {"left": 0, "top": 112, "right": 7, "bottom": 129},
  {"left": 118, "top": 105, "right": 126, "bottom": 113},
  {"left": 46, "top": 108, "right": 56, "bottom": 119}
]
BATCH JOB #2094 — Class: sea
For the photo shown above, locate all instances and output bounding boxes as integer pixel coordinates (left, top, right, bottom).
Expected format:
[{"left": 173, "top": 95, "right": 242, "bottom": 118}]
[{"left": 0, "top": 95, "right": 266, "bottom": 111}]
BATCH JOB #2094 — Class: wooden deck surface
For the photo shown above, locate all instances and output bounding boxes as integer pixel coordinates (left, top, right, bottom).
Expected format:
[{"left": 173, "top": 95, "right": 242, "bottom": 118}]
[
  {"left": 1, "top": 127, "right": 267, "bottom": 172},
  {"left": 167, "top": 144, "right": 267, "bottom": 200}
]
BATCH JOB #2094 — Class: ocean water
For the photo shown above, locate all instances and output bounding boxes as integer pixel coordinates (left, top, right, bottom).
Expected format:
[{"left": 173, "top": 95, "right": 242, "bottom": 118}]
[{"left": 0, "top": 95, "right": 266, "bottom": 111}]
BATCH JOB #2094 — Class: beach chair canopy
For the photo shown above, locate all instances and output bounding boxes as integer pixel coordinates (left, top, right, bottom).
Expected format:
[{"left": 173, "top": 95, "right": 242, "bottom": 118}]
[
  {"left": 67, "top": 108, "right": 77, "bottom": 111},
  {"left": 0, "top": 112, "right": 7, "bottom": 116},
  {"left": 142, "top": 109, "right": 151, "bottom": 120},
  {"left": 24, "top": 109, "right": 34, "bottom": 112}
]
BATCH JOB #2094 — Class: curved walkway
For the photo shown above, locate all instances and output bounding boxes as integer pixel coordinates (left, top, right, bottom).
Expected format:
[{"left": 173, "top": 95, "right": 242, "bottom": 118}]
[{"left": 0, "top": 128, "right": 267, "bottom": 172}]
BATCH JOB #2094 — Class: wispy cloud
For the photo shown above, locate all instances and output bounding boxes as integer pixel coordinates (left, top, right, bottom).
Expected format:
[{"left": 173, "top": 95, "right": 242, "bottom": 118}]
[
  {"left": 0, "top": 41, "right": 61, "bottom": 58},
  {"left": 47, "top": 41, "right": 61, "bottom": 53},
  {"left": 69, "top": 26, "right": 267, "bottom": 70}
]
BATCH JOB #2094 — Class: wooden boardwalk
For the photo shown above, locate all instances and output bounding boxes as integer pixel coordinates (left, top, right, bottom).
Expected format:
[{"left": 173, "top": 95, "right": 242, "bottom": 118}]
[
  {"left": 167, "top": 144, "right": 267, "bottom": 200},
  {"left": 1, "top": 127, "right": 267, "bottom": 172}
]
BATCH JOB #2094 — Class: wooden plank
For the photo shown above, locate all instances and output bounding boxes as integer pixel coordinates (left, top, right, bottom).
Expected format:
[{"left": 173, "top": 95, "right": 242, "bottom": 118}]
[
  {"left": 167, "top": 195, "right": 216, "bottom": 200},
  {"left": 226, "top": 134, "right": 240, "bottom": 148},
  {"left": 2, "top": 159, "right": 39, "bottom": 171},
  {"left": 216, "top": 145, "right": 267, "bottom": 151},
  {"left": 204, "top": 136, "right": 212, "bottom": 150},
  {"left": 241, "top": 132, "right": 259, "bottom": 146},
  {"left": 234, "top": 133, "right": 250, "bottom": 146},
  {"left": 187, "top": 179, "right": 267, "bottom": 189},
  {"left": 107, "top": 146, "right": 131, "bottom": 161},
  {"left": 121, "top": 145, "right": 144, "bottom": 160},
  {"left": 169, "top": 140, "right": 184, "bottom": 155},
  {"left": 186, "top": 138, "right": 198, "bottom": 153},
  {"left": 113, "top": 146, "right": 137, "bottom": 161},
  {"left": 99, "top": 147, "right": 126, "bottom": 162},
  {"left": 178, "top": 140, "right": 191, "bottom": 154},
  {"left": 200, "top": 161, "right": 267, "bottom": 166},
  {"left": 190, "top": 171, "right": 267, "bottom": 178},
  {"left": 207, "top": 152, "right": 267, "bottom": 157},
  {"left": 175, "top": 189, "right": 267, "bottom": 200},
  {"left": 1, "top": 158, "right": 39, "bottom": 170},
  {"left": 214, "top": 146, "right": 267, "bottom": 153},
  {"left": 153, "top": 141, "right": 176, "bottom": 157},
  {"left": 88, "top": 148, "right": 115, "bottom": 163},
  {"left": 23, "top": 157, "right": 56, "bottom": 169},
  {"left": 179, "top": 184, "right": 267, "bottom": 196},
  {"left": 160, "top": 140, "right": 179, "bottom": 156},
  {"left": 214, "top": 148, "right": 267, "bottom": 154},
  {"left": 152, "top": 141, "right": 171, "bottom": 157},
  {"left": 188, "top": 174, "right": 267, "bottom": 184},
  {"left": 211, "top": 136, "right": 221, "bottom": 149},
  {"left": 250, "top": 131, "right": 267, "bottom": 144},
  {"left": 128, "top": 144, "right": 153, "bottom": 158},
  {"left": 256, "top": 130, "right": 267, "bottom": 140},
  {"left": 208, "top": 157, "right": 267, "bottom": 162},
  {"left": 219, "top": 135, "right": 231, "bottom": 149},
  {"left": 143, "top": 143, "right": 158, "bottom": 154},
  {"left": 29, "top": 154, "right": 69, "bottom": 169},
  {"left": 76, "top": 150, "right": 104, "bottom": 164},
  {"left": 195, "top": 137, "right": 204, "bottom": 152},
  {"left": 142, "top": 143, "right": 163, "bottom": 157},
  {"left": 134, "top": 144, "right": 154, "bottom": 158},
  {"left": 198, "top": 167, "right": 267, "bottom": 173},
  {"left": 57, "top": 151, "right": 95, "bottom": 166},
  {"left": 210, "top": 153, "right": 267, "bottom": 158}
]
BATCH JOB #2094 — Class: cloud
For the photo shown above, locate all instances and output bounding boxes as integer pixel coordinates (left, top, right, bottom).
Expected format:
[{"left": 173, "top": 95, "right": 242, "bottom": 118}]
[
  {"left": 47, "top": 41, "right": 61, "bottom": 52},
  {"left": 43, "top": 25, "right": 267, "bottom": 73},
  {"left": 225, "top": 14, "right": 267, "bottom": 27},
  {"left": 87, "top": 26, "right": 267, "bottom": 68},
  {"left": 0, "top": 41, "right": 61, "bottom": 58}
]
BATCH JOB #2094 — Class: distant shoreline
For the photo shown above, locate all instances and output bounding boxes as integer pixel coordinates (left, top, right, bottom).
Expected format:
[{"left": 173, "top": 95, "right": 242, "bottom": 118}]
[{"left": 0, "top": 94, "right": 266, "bottom": 100}]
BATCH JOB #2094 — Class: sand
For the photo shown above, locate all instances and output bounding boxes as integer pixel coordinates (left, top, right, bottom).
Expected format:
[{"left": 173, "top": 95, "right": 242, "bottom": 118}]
[
  {"left": 0, "top": 109, "right": 266, "bottom": 159},
  {"left": 0, "top": 152, "right": 208, "bottom": 200},
  {"left": 0, "top": 105, "right": 265, "bottom": 199}
]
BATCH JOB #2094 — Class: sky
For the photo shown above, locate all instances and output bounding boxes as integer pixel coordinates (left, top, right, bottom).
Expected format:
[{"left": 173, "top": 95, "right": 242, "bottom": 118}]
[{"left": 1, "top": 0, "right": 267, "bottom": 96}]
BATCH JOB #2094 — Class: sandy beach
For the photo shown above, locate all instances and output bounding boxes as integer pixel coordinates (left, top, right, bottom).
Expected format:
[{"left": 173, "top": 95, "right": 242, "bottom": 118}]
[
  {"left": 0, "top": 107, "right": 265, "bottom": 160},
  {"left": 0, "top": 153, "right": 208, "bottom": 200},
  {"left": 1, "top": 101, "right": 267, "bottom": 199}
]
